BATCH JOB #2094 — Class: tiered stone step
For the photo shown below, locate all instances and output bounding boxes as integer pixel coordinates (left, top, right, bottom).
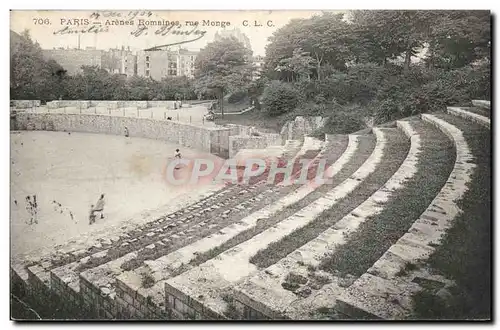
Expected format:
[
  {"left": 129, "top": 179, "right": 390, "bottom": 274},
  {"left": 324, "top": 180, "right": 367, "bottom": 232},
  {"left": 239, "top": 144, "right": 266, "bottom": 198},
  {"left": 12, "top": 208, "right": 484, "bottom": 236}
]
[
  {"left": 43, "top": 139, "right": 331, "bottom": 318},
  {"left": 447, "top": 107, "right": 490, "bottom": 128},
  {"left": 21, "top": 186, "right": 241, "bottom": 315},
  {"left": 471, "top": 99, "right": 490, "bottom": 110},
  {"left": 161, "top": 128, "right": 404, "bottom": 319},
  {"left": 282, "top": 140, "right": 303, "bottom": 159},
  {"left": 228, "top": 120, "right": 421, "bottom": 319},
  {"left": 76, "top": 137, "right": 345, "bottom": 319},
  {"left": 241, "top": 117, "right": 455, "bottom": 320},
  {"left": 334, "top": 113, "right": 476, "bottom": 319},
  {"left": 108, "top": 134, "right": 355, "bottom": 319},
  {"left": 12, "top": 138, "right": 309, "bottom": 304}
]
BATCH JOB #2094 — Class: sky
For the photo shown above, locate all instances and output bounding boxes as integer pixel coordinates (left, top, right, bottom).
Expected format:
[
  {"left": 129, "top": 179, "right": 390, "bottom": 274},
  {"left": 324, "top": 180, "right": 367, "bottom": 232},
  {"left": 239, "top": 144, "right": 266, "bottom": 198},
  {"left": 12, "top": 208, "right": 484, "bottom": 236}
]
[{"left": 10, "top": 10, "right": 334, "bottom": 55}]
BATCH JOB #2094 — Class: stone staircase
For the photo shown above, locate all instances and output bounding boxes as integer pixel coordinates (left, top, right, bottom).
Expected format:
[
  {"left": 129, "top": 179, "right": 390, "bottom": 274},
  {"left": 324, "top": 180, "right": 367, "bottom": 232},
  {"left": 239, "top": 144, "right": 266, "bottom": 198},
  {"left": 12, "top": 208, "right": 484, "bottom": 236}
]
[{"left": 11, "top": 101, "right": 491, "bottom": 320}]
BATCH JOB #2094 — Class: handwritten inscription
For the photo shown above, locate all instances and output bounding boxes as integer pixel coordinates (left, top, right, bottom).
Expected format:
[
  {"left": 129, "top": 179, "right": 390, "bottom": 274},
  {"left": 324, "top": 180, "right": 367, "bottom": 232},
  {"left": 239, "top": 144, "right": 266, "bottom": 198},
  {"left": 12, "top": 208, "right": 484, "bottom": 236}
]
[{"left": 49, "top": 11, "right": 246, "bottom": 48}]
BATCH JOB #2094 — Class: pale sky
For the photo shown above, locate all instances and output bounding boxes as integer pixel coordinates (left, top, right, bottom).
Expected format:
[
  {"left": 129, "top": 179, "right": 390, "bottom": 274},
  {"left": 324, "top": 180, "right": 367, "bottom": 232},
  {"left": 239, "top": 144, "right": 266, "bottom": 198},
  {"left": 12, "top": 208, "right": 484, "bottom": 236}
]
[{"left": 10, "top": 10, "right": 335, "bottom": 55}]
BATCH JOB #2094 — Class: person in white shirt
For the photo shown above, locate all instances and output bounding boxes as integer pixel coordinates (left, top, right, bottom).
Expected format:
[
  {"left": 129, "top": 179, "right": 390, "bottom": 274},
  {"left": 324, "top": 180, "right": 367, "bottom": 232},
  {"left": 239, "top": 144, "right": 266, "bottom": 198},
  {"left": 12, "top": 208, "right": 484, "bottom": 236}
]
[
  {"left": 93, "top": 194, "right": 106, "bottom": 219},
  {"left": 174, "top": 149, "right": 182, "bottom": 170}
]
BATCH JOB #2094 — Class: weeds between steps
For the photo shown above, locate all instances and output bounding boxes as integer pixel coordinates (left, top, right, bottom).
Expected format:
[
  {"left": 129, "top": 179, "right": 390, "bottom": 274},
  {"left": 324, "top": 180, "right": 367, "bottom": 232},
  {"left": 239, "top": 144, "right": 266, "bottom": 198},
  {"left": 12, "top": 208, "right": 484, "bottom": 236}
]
[
  {"left": 251, "top": 130, "right": 408, "bottom": 269},
  {"left": 320, "top": 120, "right": 455, "bottom": 277},
  {"left": 412, "top": 114, "right": 491, "bottom": 320}
]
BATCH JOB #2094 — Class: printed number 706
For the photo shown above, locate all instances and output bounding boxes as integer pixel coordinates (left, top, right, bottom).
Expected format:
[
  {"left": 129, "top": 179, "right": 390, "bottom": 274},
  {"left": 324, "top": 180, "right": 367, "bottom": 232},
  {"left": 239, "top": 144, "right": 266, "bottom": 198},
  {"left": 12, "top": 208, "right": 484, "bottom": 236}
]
[{"left": 33, "top": 18, "right": 51, "bottom": 25}]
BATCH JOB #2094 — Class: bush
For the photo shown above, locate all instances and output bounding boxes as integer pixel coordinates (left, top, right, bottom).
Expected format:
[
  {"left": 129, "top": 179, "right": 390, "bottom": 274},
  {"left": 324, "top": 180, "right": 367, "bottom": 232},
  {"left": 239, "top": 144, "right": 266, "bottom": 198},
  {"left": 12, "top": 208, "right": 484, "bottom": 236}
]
[
  {"left": 228, "top": 90, "right": 248, "bottom": 103},
  {"left": 262, "top": 80, "right": 303, "bottom": 116},
  {"left": 371, "top": 62, "right": 490, "bottom": 123},
  {"left": 321, "top": 111, "right": 367, "bottom": 134}
]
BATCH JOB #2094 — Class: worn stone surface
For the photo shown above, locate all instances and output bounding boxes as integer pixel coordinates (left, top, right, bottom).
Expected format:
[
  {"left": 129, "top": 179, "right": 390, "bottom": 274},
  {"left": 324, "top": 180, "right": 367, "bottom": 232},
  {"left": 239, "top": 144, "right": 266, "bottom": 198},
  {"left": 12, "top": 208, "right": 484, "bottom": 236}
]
[
  {"left": 166, "top": 130, "right": 385, "bottom": 319},
  {"left": 232, "top": 124, "right": 421, "bottom": 319},
  {"left": 335, "top": 114, "right": 476, "bottom": 320},
  {"left": 471, "top": 99, "right": 490, "bottom": 110},
  {"left": 447, "top": 107, "right": 490, "bottom": 129}
]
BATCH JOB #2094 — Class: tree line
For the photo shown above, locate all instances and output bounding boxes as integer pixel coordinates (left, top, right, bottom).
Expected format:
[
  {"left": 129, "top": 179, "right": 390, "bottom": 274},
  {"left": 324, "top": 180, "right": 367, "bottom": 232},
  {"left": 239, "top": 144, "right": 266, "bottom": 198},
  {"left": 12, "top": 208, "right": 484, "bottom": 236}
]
[
  {"left": 258, "top": 10, "right": 490, "bottom": 130},
  {"left": 10, "top": 30, "right": 207, "bottom": 102},
  {"left": 11, "top": 10, "right": 490, "bottom": 127}
]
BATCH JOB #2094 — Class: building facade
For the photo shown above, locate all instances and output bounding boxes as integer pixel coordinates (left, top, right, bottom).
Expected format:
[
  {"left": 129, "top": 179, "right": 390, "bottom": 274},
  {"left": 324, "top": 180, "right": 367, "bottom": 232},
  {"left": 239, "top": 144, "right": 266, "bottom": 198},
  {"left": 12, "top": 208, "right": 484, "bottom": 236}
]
[
  {"left": 136, "top": 48, "right": 197, "bottom": 80},
  {"left": 101, "top": 48, "right": 137, "bottom": 76},
  {"left": 42, "top": 48, "right": 104, "bottom": 75},
  {"left": 252, "top": 55, "right": 265, "bottom": 80},
  {"left": 42, "top": 47, "right": 197, "bottom": 79},
  {"left": 43, "top": 47, "right": 138, "bottom": 76}
]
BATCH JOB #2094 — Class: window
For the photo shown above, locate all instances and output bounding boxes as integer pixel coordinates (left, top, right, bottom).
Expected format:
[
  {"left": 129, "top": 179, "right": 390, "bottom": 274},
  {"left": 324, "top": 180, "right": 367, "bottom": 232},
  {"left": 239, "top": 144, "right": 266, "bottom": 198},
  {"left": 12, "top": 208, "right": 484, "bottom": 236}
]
[
  {"left": 146, "top": 56, "right": 150, "bottom": 62},
  {"left": 146, "top": 63, "right": 150, "bottom": 69},
  {"left": 125, "top": 66, "right": 128, "bottom": 71},
  {"left": 146, "top": 70, "right": 150, "bottom": 77},
  {"left": 190, "top": 56, "right": 194, "bottom": 61}
]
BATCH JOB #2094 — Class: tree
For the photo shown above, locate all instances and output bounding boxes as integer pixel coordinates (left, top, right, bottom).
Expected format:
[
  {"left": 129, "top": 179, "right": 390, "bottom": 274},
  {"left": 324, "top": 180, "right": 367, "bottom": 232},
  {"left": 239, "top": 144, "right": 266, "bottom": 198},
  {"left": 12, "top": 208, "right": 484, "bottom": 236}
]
[
  {"left": 10, "top": 30, "right": 67, "bottom": 101},
  {"left": 194, "top": 37, "right": 254, "bottom": 117},
  {"left": 264, "top": 13, "right": 350, "bottom": 81},
  {"left": 275, "top": 48, "right": 315, "bottom": 82},
  {"left": 348, "top": 10, "right": 434, "bottom": 73},
  {"left": 425, "top": 11, "right": 490, "bottom": 69}
]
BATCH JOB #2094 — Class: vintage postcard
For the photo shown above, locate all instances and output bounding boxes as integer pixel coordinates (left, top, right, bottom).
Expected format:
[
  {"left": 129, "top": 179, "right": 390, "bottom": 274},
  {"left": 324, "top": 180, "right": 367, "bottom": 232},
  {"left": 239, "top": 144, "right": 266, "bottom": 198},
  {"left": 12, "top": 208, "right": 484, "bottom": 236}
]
[{"left": 10, "top": 9, "right": 491, "bottom": 321}]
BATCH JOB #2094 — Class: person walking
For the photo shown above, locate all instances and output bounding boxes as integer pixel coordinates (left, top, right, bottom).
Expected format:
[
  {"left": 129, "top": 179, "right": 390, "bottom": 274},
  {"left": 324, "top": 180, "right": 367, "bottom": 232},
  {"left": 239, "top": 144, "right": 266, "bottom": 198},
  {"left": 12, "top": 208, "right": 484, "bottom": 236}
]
[
  {"left": 124, "top": 126, "right": 129, "bottom": 138},
  {"left": 93, "top": 194, "right": 106, "bottom": 219}
]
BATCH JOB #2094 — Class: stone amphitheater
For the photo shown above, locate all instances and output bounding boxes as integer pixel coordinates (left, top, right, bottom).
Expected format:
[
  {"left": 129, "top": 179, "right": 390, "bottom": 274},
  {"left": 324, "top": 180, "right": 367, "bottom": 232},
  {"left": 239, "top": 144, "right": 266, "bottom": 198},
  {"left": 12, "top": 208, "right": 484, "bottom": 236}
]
[{"left": 10, "top": 100, "right": 491, "bottom": 320}]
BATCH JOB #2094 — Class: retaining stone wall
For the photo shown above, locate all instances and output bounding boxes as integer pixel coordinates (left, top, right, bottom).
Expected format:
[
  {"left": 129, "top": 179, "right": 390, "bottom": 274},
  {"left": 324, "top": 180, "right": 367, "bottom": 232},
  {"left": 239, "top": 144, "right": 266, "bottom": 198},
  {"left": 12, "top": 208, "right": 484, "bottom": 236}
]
[
  {"left": 228, "top": 134, "right": 281, "bottom": 158},
  {"left": 45, "top": 100, "right": 180, "bottom": 110},
  {"left": 11, "top": 100, "right": 41, "bottom": 108},
  {"left": 280, "top": 116, "right": 326, "bottom": 141},
  {"left": 14, "top": 112, "right": 231, "bottom": 156}
]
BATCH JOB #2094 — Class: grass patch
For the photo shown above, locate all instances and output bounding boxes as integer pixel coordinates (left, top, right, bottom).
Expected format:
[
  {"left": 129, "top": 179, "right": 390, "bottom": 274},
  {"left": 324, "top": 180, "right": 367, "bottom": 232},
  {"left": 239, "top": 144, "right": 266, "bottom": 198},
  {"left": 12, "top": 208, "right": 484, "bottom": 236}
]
[
  {"left": 141, "top": 272, "right": 155, "bottom": 289},
  {"left": 412, "top": 113, "right": 491, "bottom": 320},
  {"left": 120, "top": 258, "right": 142, "bottom": 271},
  {"left": 320, "top": 120, "right": 454, "bottom": 277},
  {"left": 395, "top": 262, "right": 419, "bottom": 277},
  {"left": 250, "top": 129, "right": 409, "bottom": 269},
  {"left": 189, "top": 137, "right": 372, "bottom": 269},
  {"left": 73, "top": 255, "right": 112, "bottom": 273},
  {"left": 458, "top": 106, "right": 490, "bottom": 118},
  {"left": 214, "top": 110, "right": 284, "bottom": 134}
]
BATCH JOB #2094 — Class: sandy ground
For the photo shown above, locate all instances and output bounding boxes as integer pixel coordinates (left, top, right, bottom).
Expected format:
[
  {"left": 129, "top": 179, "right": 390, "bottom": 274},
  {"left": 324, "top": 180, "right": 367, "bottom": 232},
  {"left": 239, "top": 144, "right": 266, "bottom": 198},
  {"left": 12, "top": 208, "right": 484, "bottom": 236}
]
[
  {"left": 27, "top": 104, "right": 217, "bottom": 127},
  {"left": 10, "top": 131, "right": 223, "bottom": 258}
]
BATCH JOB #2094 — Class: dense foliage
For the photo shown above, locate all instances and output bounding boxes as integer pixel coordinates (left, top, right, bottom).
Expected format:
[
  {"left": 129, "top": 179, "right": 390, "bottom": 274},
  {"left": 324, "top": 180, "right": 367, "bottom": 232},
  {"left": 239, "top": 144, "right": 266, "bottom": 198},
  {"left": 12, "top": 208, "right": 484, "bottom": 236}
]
[
  {"left": 10, "top": 31, "right": 200, "bottom": 102},
  {"left": 260, "top": 10, "right": 490, "bottom": 132},
  {"left": 11, "top": 10, "right": 490, "bottom": 127},
  {"left": 194, "top": 36, "right": 254, "bottom": 115},
  {"left": 261, "top": 81, "right": 303, "bottom": 116}
]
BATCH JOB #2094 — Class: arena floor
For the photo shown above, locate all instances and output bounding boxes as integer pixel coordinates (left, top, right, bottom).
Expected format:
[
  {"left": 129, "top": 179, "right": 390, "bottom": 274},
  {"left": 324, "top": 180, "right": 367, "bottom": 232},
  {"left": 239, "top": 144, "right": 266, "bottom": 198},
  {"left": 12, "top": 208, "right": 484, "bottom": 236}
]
[{"left": 10, "top": 131, "right": 223, "bottom": 258}]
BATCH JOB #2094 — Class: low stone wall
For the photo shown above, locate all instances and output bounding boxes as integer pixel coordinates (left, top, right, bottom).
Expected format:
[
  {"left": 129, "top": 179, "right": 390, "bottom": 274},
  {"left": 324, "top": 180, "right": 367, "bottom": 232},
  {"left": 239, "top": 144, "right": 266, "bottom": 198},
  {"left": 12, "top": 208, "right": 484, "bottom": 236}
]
[
  {"left": 44, "top": 100, "right": 183, "bottom": 110},
  {"left": 11, "top": 100, "right": 41, "bottom": 108},
  {"left": 280, "top": 116, "right": 326, "bottom": 141},
  {"left": 224, "top": 124, "right": 282, "bottom": 159},
  {"left": 228, "top": 134, "right": 281, "bottom": 158},
  {"left": 14, "top": 112, "right": 232, "bottom": 157}
]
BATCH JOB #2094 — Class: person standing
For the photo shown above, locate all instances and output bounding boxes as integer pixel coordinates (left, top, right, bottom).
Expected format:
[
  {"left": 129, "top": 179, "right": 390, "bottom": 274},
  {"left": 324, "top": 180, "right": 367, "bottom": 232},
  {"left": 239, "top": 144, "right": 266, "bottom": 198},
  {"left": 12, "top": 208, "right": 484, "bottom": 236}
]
[
  {"left": 89, "top": 204, "right": 96, "bottom": 225},
  {"left": 174, "top": 149, "right": 182, "bottom": 170},
  {"left": 124, "top": 126, "right": 129, "bottom": 138},
  {"left": 32, "top": 194, "right": 38, "bottom": 224},
  {"left": 93, "top": 194, "right": 106, "bottom": 219},
  {"left": 25, "top": 196, "right": 33, "bottom": 225}
]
